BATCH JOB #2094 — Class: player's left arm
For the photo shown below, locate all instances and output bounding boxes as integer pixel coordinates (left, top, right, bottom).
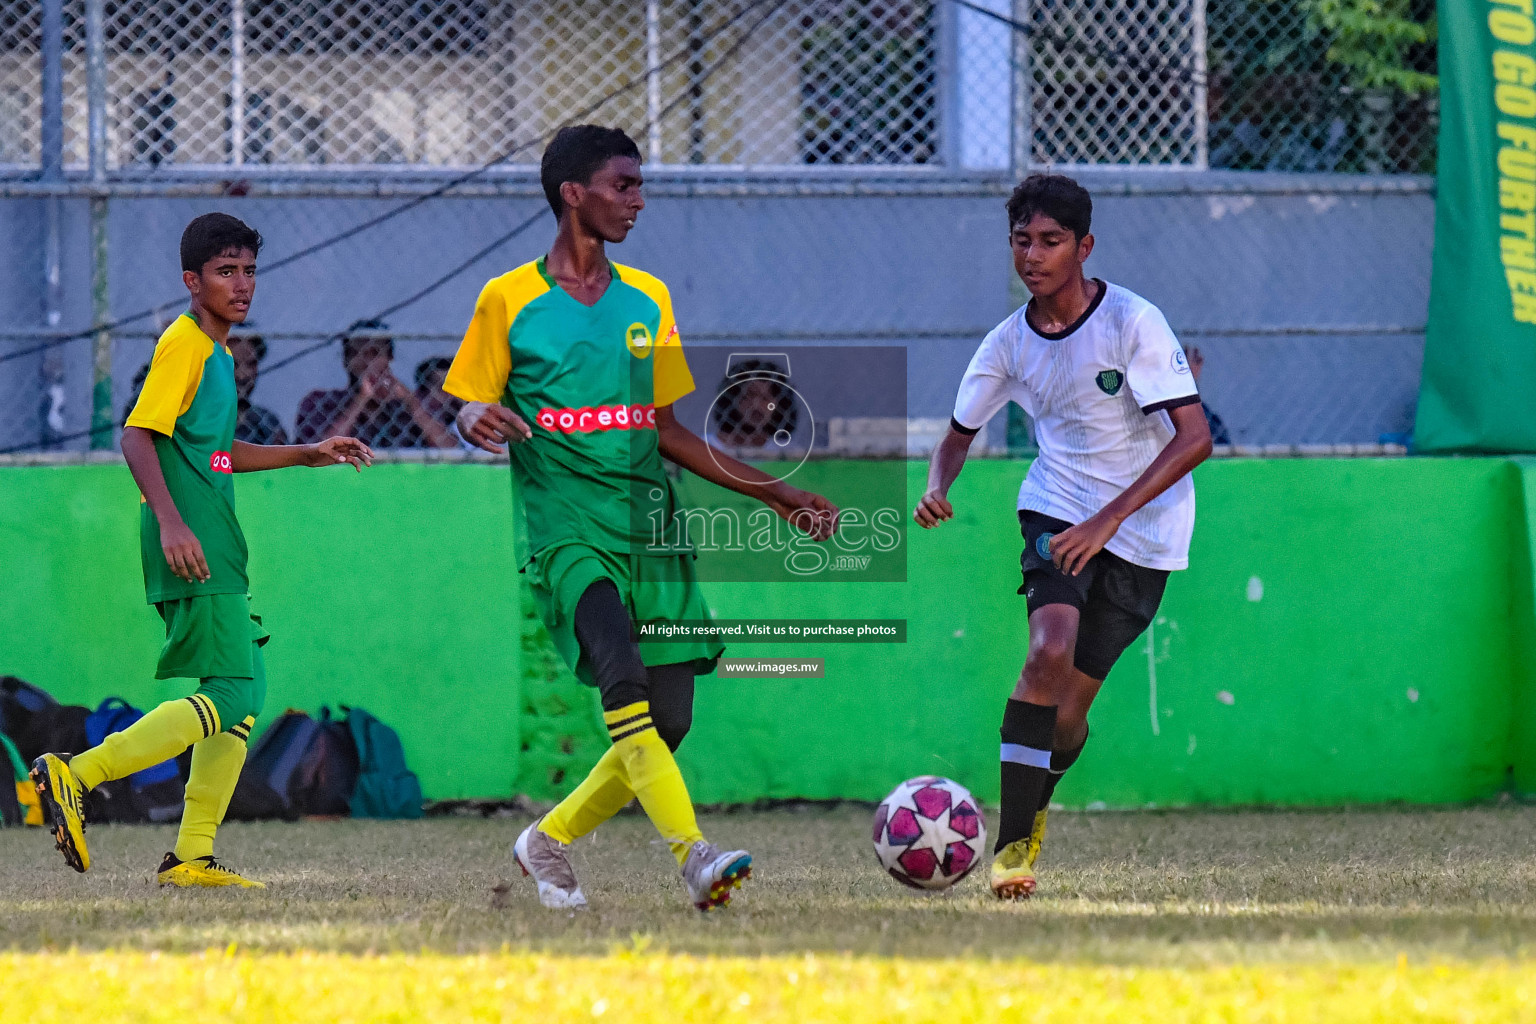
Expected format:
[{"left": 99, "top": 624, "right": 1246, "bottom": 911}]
[
  {"left": 645, "top": 277, "right": 836, "bottom": 540},
  {"left": 1048, "top": 404, "right": 1211, "bottom": 575},
  {"left": 230, "top": 437, "right": 374, "bottom": 473},
  {"left": 1050, "top": 306, "right": 1212, "bottom": 575},
  {"left": 655, "top": 405, "right": 838, "bottom": 542}
]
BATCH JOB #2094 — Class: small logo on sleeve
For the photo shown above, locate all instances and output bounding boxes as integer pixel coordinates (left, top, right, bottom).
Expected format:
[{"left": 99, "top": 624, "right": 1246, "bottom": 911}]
[
  {"left": 1171, "top": 349, "right": 1191, "bottom": 374},
  {"left": 210, "top": 450, "right": 233, "bottom": 474},
  {"left": 1095, "top": 369, "right": 1124, "bottom": 396}
]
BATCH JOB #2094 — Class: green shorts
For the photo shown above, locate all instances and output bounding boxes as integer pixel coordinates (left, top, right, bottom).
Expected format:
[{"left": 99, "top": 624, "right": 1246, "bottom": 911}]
[
  {"left": 527, "top": 542, "right": 724, "bottom": 688},
  {"left": 155, "top": 592, "right": 270, "bottom": 681}
]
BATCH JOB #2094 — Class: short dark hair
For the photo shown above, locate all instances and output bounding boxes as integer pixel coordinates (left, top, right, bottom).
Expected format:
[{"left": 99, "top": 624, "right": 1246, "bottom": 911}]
[
  {"left": 180, "top": 212, "right": 262, "bottom": 274},
  {"left": 343, "top": 334, "right": 393, "bottom": 359},
  {"left": 414, "top": 356, "right": 453, "bottom": 392},
  {"left": 230, "top": 333, "right": 267, "bottom": 362},
  {"left": 1006, "top": 174, "right": 1092, "bottom": 239},
  {"left": 540, "top": 125, "right": 641, "bottom": 218}
]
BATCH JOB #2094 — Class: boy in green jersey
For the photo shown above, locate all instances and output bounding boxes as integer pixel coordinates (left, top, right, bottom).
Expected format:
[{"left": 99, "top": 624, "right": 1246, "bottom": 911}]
[
  {"left": 32, "top": 213, "right": 373, "bottom": 888},
  {"left": 448, "top": 126, "right": 840, "bottom": 911}
]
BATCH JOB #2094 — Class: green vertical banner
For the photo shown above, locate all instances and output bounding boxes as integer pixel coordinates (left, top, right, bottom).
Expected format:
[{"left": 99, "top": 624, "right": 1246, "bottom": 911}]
[{"left": 1417, "top": 0, "right": 1536, "bottom": 452}]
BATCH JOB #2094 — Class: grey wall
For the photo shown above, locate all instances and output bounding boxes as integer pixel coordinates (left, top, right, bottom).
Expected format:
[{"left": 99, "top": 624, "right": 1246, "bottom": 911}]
[{"left": 0, "top": 175, "right": 1432, "bottom": 451}]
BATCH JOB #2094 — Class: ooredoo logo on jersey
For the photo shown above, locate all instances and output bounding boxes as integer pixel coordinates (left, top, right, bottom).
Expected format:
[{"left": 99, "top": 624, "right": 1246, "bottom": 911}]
[
  {"left": 536, "top": 404, "right": 657, "bottom": 434},
  {"left": 209, "top": 450, "right": 233, "bottom": 474}
]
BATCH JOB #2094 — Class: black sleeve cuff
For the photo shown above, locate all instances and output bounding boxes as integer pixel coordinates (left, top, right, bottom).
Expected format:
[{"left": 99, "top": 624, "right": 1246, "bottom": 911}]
[
  {"left": 950, "top": 416, "right": 981, "bottom": 436},
  {"left": 1141, "top": 394, "right": 1202, "bottom": 416}
]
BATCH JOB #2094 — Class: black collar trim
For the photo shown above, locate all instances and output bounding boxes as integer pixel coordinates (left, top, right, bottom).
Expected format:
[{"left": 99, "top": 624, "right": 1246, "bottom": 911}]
[{"left": 1025, "top": 279, "right": 1107, "bottom": 340}]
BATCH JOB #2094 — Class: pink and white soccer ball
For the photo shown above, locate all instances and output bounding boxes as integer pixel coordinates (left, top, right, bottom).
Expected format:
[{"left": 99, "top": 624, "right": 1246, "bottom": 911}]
[{"left": 872, "top": 775, "right": 987, "bottom": 890}]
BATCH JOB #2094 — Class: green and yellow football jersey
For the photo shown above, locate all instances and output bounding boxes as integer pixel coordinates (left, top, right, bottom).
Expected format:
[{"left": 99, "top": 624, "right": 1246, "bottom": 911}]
[
  {"left": 126, "top": 312, "right": 249, "bottom": 603},
  {"left": 445, "top": 258, "right": 697, "bottom": 558}
]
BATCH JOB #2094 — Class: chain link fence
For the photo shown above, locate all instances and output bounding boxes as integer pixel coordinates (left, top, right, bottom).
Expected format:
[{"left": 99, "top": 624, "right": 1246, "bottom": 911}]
[
  {"left": 0, "top": 0, "right": 1436, "bottom": 173},
  {"left": 0, "top": 1, "right": 1434, "bottom": 456}
]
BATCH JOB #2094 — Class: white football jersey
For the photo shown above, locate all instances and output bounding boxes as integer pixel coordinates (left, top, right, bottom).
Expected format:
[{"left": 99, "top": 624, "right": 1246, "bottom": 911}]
[{"left": 952, "top": 280, "right": 1200, "bottom": 570}]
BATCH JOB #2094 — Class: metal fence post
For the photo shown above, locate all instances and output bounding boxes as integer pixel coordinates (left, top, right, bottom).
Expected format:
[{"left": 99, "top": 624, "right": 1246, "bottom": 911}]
[
  {"left": 231, "top": 0, "right": 246, "bottom": 166},
  {"left": 646, "top": 0, "right": 662, "bottom": 163},
  {"left": 937, "top": 0, "right": 961, "bottom": 169},
  {"left": 41, "top": 0, "right": 64, "bottom": 329},
  {"left": 1193, "top": 0, "right": 1209, "bottom": 170},
  {"left": 87, "top": 0, "right": 112, "bottom": 449},
  {"left": 1010, "top": 0, "right": 1030, "bottom": 177}
]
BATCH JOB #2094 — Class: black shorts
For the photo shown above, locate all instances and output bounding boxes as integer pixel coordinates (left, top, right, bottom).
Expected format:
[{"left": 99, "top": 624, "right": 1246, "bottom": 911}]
[{"left": 1017, "top": 510, "right": 1170, "bottom": 681}]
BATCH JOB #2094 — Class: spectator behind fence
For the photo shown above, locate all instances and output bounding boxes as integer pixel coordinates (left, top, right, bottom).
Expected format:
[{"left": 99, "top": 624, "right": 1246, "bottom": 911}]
[
  {"left": 1184, "top": 345, "right": 1231, "bottom": 445},
  {"left": 229, "top": 333, "right": 288, "bottom": 445},
  {"left": 413, "top": 356, "right": 464, "bottom": 444},
  {"left": 294, "top": 323, "right": 456, "bottom": 448},
  {"left": 710, "top": 358, "right": 799, "bottom": 449}
]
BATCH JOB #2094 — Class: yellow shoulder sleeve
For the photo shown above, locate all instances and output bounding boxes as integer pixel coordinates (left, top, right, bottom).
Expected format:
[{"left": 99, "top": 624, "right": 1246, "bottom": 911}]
[
  {"left": 125, "top": 316, "right": 213, "bottom": 436},
  {"left": 616, "top": 265, "right": 695, "bottom": 408},
  {"left": 446, "top": 264, "right": 548, "bottom": 404}
]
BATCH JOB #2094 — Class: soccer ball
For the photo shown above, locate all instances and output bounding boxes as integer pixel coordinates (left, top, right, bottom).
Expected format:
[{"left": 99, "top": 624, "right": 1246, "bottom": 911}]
[{"left": 872, "top": 775, "right": 987, "bottom": 890}]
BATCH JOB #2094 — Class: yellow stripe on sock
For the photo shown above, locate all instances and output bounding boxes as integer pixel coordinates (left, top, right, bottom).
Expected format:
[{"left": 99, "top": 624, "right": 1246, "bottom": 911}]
[{"left": 603, "top": 701, "right": 651, "bottom": 725}]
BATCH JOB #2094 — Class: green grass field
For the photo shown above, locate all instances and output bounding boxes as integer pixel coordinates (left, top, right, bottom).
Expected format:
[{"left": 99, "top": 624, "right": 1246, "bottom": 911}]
[{"left": 3, "top": 805, "right": 1536, "bottom": 1021}]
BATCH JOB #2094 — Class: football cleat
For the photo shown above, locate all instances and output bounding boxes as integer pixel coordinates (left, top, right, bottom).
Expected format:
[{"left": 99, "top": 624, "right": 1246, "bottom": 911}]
[
  {"left": 513, "top": 817, "right": 588, "bottom": 909},
  {"left": 990, "top": 809, "right": 1050, "bottom": 901},
  {"left": 681, "top": 840, "right": 752, "bottom": 911},
  {"left": 1026, "top": 808, "right": 1049, "bottom": 868},
  {"left": 31, "top": 753, "right": 89, "bottom": 873},
  {"left": 157, "top": 852, "right": 266, "bottom": 889}
]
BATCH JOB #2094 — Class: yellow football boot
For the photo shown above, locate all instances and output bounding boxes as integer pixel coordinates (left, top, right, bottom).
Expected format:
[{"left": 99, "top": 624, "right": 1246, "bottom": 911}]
[
  {"left": 990, "top": 809, "right": 1048, "bottom": 900},
  {"left": 30, "top": 753, "right": 89, "bottom": 872},
  {"left": 157, "top": 853, "right": 266, "bottom": 889}
]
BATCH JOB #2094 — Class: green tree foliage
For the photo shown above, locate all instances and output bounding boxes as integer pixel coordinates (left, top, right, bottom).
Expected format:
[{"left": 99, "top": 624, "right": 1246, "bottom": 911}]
[{"left": 1307, "top": 0, "right": 1438, "bottom": 95}]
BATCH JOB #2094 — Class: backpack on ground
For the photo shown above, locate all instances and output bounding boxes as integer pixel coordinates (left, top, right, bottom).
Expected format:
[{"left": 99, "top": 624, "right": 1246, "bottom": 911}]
[
  {"left": 13, "top": 703, "right": 89, "bottom": 766},
  {"left": 83, "top": 697, "right": 187, "bottom": 824},
  {"left": 344, "top": 705, "right": 423, "bottom": 820},
  {"left": 293, "top": 707, "right": 359, "bottom": 817},
  {"left": 228, "top": 708, "right": 359, "bottom": 821},
  {"left": 0, "top": 731, "right": 41, "bottom": 827},
  {"left": 0, "top": 676, "right": 60, "bottom": 761}
]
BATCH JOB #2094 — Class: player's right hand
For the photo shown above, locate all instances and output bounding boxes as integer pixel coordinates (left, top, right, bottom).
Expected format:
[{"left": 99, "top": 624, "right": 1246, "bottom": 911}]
[
  {"left": 912, "top": 489, "right": 953, "bottom": 529},
  {"left": 458, "top": 402, "right": 532, "bottom": 454},
  {"left": 160, "top": 518, "right": 210, "bottom": 583}
]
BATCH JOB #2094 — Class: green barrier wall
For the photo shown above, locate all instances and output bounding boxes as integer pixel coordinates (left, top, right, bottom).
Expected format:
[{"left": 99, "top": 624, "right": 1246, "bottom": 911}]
[
  {"left": 0, "top": 463, "right": 523, "bottom": 800},
  {"left": 0, "top": 458, "right": 1529, "bottom": 807}
]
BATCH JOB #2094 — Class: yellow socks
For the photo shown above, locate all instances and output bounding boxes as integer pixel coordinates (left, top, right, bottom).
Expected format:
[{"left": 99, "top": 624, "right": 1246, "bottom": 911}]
[
  {"left": 539, "top": 744, "right": 633, "bottom": 846},
  {"left": 71, "top": 695, "right": 219, "bottom": 792},
  {"left": 542, "top": 702, "right": 703, "bottom": 864},
  {"left": 173, "top": 716, "right": 253, "bottom": 863},
  {"left": 605, "top": 702, "right": 703, "bottom": 864}
]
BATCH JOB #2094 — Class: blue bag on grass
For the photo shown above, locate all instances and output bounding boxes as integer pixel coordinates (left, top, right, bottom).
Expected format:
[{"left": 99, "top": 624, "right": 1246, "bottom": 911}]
[
  {"left": 343, "top": 706, "right": 423, "bottom": 819},
  {"left": 84, "top": 698, "right": 181, "bottom": 788},
  {"left": 83, "top": 697, "right": 186, "bottom": 823}
]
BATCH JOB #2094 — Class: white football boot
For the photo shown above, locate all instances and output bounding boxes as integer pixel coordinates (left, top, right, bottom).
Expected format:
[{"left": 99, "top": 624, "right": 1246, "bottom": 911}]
[
  {"left": 681, "top": 840, "right": 752, "bottom": 911},
  {"left": 513, "top": 816, "right": 588, "bottom": 909}
]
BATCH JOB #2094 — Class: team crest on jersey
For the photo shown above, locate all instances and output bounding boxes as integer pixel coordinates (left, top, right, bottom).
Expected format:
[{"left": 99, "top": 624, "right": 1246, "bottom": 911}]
[
  {"left": 1095, "top": 369, "right": 1124, "bottom": 396},
  {"left": 625, "top": 322, "right": 654, "bottom": 359}
]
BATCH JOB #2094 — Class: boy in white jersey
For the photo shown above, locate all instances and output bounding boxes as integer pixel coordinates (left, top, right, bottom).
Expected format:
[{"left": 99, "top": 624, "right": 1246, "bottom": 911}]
[{"left": 914, "top": 175, "right": 1212, "bottom": 899}]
